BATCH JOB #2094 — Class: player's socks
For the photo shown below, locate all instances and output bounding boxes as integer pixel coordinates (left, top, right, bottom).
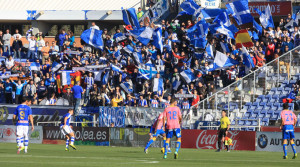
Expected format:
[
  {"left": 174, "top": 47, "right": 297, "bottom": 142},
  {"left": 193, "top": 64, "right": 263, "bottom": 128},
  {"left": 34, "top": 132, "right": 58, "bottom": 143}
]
[
  {"left": 175, "top": 139, "right": 181, "bottom": 153},
  {"left": 164, "top": 141, "right": 169, "bottom": 156},
  {"left": 16, "top": 137, "right": 21, "bottom": 147},
  {"left": 66, "top": 139, "right": 69, "bottom": 148},
  {"left": 283, "top": 143, "right": 288, "bottom": 157},
  {"left": 24, "top": 137, "right": 29, "bottom": 152},
  {"left": 163, "top": 136, "right": 166, "bottom": 148},
  {"left": 291, "top": 141, "right": 297, "bottom": 155},
  {"left": 70, "top": 137, "right": 75, "bottom": 145},
  {"left": 217, "top": 138, "right": 221, "bottom": 150},
  {"left": 145, "top": 137, "right": 156, "bottom": 150}
]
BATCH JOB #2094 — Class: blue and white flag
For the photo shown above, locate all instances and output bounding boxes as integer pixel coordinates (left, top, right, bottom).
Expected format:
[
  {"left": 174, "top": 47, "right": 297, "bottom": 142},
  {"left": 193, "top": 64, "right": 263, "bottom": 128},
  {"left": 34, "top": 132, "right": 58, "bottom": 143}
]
[
  {"left": 132, "top": 52, "right": 143, "bottom": 65},
  {"left": 130, "top": 27, "right": 154, "bottom": 45},
  {"left": 80, "top": 28, "right": 103, "bottom": 49},
  {"left": 138, "top": 68, "right": 151, "bottom": 80},
  {"left": 123, "top": 45, "right": 134, "bottom": 54},
  {"left": 122, "top": 8, "right": 140, "bottom": 28},
  {"left": 285, "top": 19, "right": 298, "bottom": 32},
  {"left": 213, "top": 11, "right": 231, "bottom": 27},
  {"left": 241, "top": 45, "right": 255, "bottom": 73},
  {"left": 172, "top": 80, "right": 181, "bottom": 90},
  {"left": 194, "top": 52, "right": 204, "bottom": 60},
  {"left": 111, "top": 64, "right": 123, "bottom": 73},
  {"left": 180, "top": 0, "right": 200, "bottom": 16},
  {"left": 226, "top": 0, "right": 253, "bottom": 25},
  {"left": 30, "top": 62, "right": 40, "bottom": 71},
  {"left": 120, "top": 82, "right": 133, "bottom": 94},
  {"left": 62, "top": 70, "right": 73, "bottom": 85},
  {"left": 214, "top": 24, "right": 238, "bottom": 39},
  {"left": 191, "top": 37, "right": 207, "bottom": 49},
  {"left": 153, "top": 78, "right": 164, "bottom": 93},
  {"left": 255, "top": 5, "right": 274, "bottom": 29},
  {"left": 152, "top": 27, "right": 163, "bottom": 53},
  {"left": 138, "top": 65, "right": 163, "bottom": 80},
  {"left": 52, "top": 62, "right": 63, "bottom": 73},
  {"left": 102, "top": 71, "right": 109, "bottom": 85},
  {"left": 252, "top": 31, "right": 259, "bottom": 41},
  {"left": 180, "top": 69, "right": 195, "bottom": 83},
  {"left": 220, "top": 42, "right": 230, "bottom": 53},
  {"left": 113, "top": 50, "right": 122, "bottom": 61},
  {"left": 187, "top": 19, "right": 209, "bottom": 38},
  {"left": 113, "top": 32, "right": 127, "bottom": 43},
  {"left": 175, "top": 11, "right": 190, "bottom": 18},
  {"left": 201, "top": 8, "right": 225, "bottom": 20},
  {"left": 208, "top": 51, "right": 239, "bottom": 71},
  {"left": 206, "top": 44, "right": 214, "bottom": 58},
  {"left": 253, "top": 19, "right": 263, "bottom": 35}
]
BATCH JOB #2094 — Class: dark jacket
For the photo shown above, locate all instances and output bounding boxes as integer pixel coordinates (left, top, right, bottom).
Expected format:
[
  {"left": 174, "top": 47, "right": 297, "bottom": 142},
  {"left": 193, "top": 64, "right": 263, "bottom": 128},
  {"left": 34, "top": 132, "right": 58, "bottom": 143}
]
[{"left": 12, "top": 40, "right": 23, "bottom": 50}]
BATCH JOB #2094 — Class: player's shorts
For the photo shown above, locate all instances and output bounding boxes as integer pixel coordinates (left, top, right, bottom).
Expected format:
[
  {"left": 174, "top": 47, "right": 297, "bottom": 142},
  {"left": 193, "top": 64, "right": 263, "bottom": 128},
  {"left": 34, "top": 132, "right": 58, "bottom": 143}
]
[
  {"left": 282, "top": 125, "right": 295, "bottom": 140},
  {"left": 60, "top": 125, "right": 74, "bottom": 136},
  {"left": 218, "top": 128, "right": 227, "bottom": 138},
  {"left": 150, "top": 127, "right": 165, "bottom": 137},
  {"left": 16, "top": 126, "right": 29, "bottom": 137},
  {"left": 166, "top": 128, "right": 181, "bottom": 138}
]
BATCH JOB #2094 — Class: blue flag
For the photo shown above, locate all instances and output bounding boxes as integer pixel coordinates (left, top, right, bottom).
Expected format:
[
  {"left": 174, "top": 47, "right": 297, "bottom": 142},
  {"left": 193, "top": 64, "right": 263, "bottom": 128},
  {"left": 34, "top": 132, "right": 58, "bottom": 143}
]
[
  {"left": 201, "top": 8, "right": 225, "bottom": 20},
  {"left": 130, "top": 27, "right": 154, "bottom": 45},
  {"left": 187, "top": 19, "right": 209, "bottom": 38},
  {"left": 254, "top": 5, "right": 274, "bottom": 29},
  {"left": 191, "top": 37, "right": 207, "bottom": 49},
  {"left": 180, "top": 0, "right": 200, "bottom": 15},
  {"left": 213, "top": 11, "right": 231, "bottom": 27},
  {"left": 122, "top": 8, "right": 140, "bottom": 28},
  {"left": 180, "top": 68, "right": 195, "bottom": 83},
  {"left": 241, "top": 45, "right": 255, "bottom": 73},
  {"left": 226, "top": 0, "right": 253, "bottom": 25},
  {"left": 153, "top": 78, "right": 164, "bottom": 93},
  {"left": 102, "top": 70, "right": 109, "bottom": 85},
  {"left": 80, "top": 29, "right": 103, "bottom": 50},
  {"left": 209, "top": 51, "right": 239, "bottom": 71},
  {"left": 253, "top": 19, "right": 263, "bottom": 35},
  {"left": 152, "top": 27, "right": 163, "bottom": 53},
  {"left": 214, "top": 24, "right": 238, "bottom": 39}
]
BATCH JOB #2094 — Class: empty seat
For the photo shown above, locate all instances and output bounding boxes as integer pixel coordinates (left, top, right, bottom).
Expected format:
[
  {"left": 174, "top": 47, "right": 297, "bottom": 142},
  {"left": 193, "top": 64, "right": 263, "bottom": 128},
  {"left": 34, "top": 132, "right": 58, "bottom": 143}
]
[
  {"left": 266, "top": 110, "right": 274, "bottom": 118},
  {"left": 270, "top": 112, "right": 279, "bottom": 121}
]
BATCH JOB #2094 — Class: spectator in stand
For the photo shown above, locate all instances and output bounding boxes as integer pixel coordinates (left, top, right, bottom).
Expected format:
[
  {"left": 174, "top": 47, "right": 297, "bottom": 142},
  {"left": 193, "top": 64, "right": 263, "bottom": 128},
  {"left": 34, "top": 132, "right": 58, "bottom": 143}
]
[
  {"left": 42, "top": 41, "right": 50, "bottom": 64},
  {"left": 50, "top": 41, "right": 59, "bottom": 56},
  {"left": 111, "top": 94, "right": 123, "bottom": 107},
  {"left": 2, "top": 78, "right": 14, "bottom": 104},
  {"left": 37, "top": 80, "right": 47, "bottom": 103},
  {"left": 48, "top": 93, "right": 57, "bottom": 105},
  {"left": 5, "top": 55, "right": 14, "bottom": 70},
  {"left": 137, "top": 7, "right": 144, "bottom": 19},
  {"left": 58, "top": 29, "right": 67, "bottom": 52},
  {"left": 68, "top": 30, "right": 75, "bottom": 47},
  {"left": 13, "top": 29, "right": 22, "bottom": 40},
  {"left": 139, "top": 94, "right": 148, "bottom": 107},
  {"left": 12, "top": 35, "right": 23, "bottom": 59},
  {"left": 191, "top": 89, "right": 200, "bottom": 108},
  {"left": 90, "top": 21, "right": 100, "bottom": 30},
  {"left": 71, "top": 81, "right": 84, "bottom": 115},
  {"left": 12, "top": 79, "right": 27, "bottom": 104},
  {"left": 265, "top": 41, "right": 275, "bottom": 63},
  {"left": 36, "top": 33, "right": 45, "bottom": 60},
  {"left": 3, "top": 29, "right": 11, "bottom": 55},
  {"left": 0, "top": 31, "right": 3, "bottom": 56},
  {"left": 25, "top": 80, "right": 36, "bottom": 99},
  {"left": 63, "top": 88, "right": 74, "bottom": 106},
  {"left": 89, "top": 83, "right": 100, "bottom": 107},
  {"left": 27, "top": 32, "right": 36, "bottom": 60}
]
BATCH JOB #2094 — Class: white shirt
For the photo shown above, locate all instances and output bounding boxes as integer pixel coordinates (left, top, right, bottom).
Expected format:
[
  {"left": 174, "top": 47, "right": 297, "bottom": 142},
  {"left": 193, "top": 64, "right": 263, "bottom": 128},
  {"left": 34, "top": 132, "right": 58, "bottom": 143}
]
[
  {"left": 5, "top": 59, "right": 14, "bottom": 68},
  {"left": 90, "top": 25, "right": 100, "bottom": 30},
  {"left": 13, "top": 33, "right": 22, "bottom": 40},
  {"left": 37, "top": 39, "right": 45, "bottom": 51}
]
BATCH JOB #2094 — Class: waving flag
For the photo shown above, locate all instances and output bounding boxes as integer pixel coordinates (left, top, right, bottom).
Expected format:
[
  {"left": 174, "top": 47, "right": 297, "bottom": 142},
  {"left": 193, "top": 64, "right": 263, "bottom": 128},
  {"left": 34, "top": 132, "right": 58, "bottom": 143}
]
[
  {"left": 208, "top": 51, "right": 239, "bottom": 71},
  {"left": 52, "top": 61, "right": 63, "bottom": 73},
  {"left": 175, "top": 11, "right": 190, "bottom": 18},
  {"left": 234, "top": 29, "right": 253, "bottom": 48},
  {"left": 206, "top": 44, "right": 213, "bottom": 58},
  {"left": 122, "top": 8, "right": 140, "bottom": 28},
  {"left": 187, "top": 19, "right": 209, "bottom": 38},
  {"left": 213, "top": 11, "right": 231, "bottom": 27},
  {"left": 111, "top": 64, "right": 123, "bottom": 73},
  {"left": 255, "top": 5, "right": 274, "bottom": 29},
  {"left": 130, "top": 27, "right": 154, "bottom": 45},
  {"left": 214, "top": 24, "right": 238, "bottom": 39},
  {"left": 285, "top": 19, "right": 298, "bottom": 32},
  {"left": 226, "top": 0, "right": 253, "bottom": 25},
  {"left": 201, "top": 8, "right": 225, "bottom": 20},
  {"left": 62, "top": 70, "right": 73, "bottom": 85},
  {"left": 253, "top": 19, "right": 263, "bottom": 35},
  {"left": 241, "top": 45, "right": 255, "bottom": 73},
  {"left": 113, "top": 32, "right": 127, "bottom": 43},
  {"left": 172, "top": 80, "right": 181, "bottom": 90},
  {"left": 180, "top": 0, "right": 200, "bottom": 16},
  {"left": 220, "top": 42, "right": 230, "bottom": 53},
  {"left": 153, "top": 78, "right": 164, "bottom": 93},
  {"left": 80, "top": 28, "right": 103, "bottom": 49},
  {"left": 180, "top": 69, "right": 195, "bottom": 83},
  {"left": 101, "top": 71, "right": 109, "bottom": 85},
  {"left": 30, "top": 62, "right": 40, "bottom": 71},
  {"left": 138, "top": 65, "right": 163, "bottom": 80},
  {"left": 120, "top": 82, "right": 133, "bottom": 94},
  {"left": 191, "top": 37, "right": 207, "bottom": 49},
  {"left": 152, "top": 27, "right": 163, "bottom": 53}
]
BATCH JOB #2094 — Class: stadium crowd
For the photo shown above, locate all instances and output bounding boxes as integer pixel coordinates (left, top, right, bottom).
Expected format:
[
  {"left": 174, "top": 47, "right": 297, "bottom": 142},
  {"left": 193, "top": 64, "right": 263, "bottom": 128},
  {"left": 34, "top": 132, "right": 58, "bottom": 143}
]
[{"left": 0, "top": 11, "right": 299, "bottom": 115}]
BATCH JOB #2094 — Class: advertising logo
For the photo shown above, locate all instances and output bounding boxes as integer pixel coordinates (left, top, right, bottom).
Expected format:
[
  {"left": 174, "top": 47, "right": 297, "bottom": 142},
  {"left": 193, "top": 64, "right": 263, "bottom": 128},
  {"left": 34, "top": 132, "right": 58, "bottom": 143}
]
[{"left": 258, "top": 134, "right": 268, "bottom": 149}]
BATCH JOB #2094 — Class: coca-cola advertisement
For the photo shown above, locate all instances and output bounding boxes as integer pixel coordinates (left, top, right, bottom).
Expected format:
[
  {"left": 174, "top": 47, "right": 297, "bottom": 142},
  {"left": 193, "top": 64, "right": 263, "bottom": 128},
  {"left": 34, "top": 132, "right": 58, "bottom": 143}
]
[{"left": 181, "top": 130, "right": 256, "bottom": 151}]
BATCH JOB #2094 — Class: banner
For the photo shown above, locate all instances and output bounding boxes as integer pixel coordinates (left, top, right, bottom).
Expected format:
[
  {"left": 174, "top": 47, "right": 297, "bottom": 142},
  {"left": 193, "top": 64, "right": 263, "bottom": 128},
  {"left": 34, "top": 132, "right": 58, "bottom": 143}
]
[
  {"left": 181, "top": 130, "right": 256, "bottom": 151},
  {"left": 43, "top": 126, "right": 109, "bottom": 146},
  {"left": 0, "top": 105, "right": 69, "bottom": 125},
  {"left": 0, "top": 125, "right": 43, "bottom": 143},
  {"left": 174, "top": 94, "right": 195, "bottom": 98},
  {"left": 201, "top": 0, "right": 220, "bottom": 9},
  {"left": 110, "top": 128, "right": 176, "bottom": 147},
  {"left": 125, "top": 107, "right": 163, "bottom": 127},
  {"left": 139, "top": 0, "right": 169, "bottom": 23},
  {"left": 248, "top": 1, "right": 292, "bottom": 16},
  {"left": 99, "top": 107, "right": 125, "bottom": 127},
  {"left": 256, "top": 132, "right": 300, "bottom": 152}
]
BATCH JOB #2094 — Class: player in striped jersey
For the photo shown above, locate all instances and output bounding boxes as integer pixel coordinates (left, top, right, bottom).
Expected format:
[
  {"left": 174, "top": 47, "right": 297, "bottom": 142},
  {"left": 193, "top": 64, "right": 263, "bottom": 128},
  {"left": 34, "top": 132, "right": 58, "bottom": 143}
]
[{"left": 60, "top": 109, "right": 77, "bottom": 151}]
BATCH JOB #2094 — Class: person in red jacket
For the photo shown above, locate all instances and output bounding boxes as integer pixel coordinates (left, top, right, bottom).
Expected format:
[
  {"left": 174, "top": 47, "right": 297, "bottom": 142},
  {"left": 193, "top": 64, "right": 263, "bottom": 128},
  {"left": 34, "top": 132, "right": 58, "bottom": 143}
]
[
  {"left": 265, "top": 41, "right": 275, "bottom": 63},
  {"left": 191, "top": 89, "right": 200, "bottom": 108}
]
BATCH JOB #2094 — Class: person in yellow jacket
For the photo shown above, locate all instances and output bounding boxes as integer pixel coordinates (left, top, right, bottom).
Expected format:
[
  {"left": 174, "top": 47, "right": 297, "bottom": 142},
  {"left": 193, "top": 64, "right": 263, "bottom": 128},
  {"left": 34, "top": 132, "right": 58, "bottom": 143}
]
[
  {"left": 216, "top": 110, "right": 231, "bottom": 152},
  {"left": 111, "top": 94, "right": 123, "bottom": 107},
  {"left": 137, "top": 7, "right": 144, "bottom": 19}
]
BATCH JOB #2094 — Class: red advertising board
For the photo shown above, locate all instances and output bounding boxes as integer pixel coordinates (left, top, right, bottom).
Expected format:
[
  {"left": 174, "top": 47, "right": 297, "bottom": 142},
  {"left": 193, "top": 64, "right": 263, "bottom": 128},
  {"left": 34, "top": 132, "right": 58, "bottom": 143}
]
[
  {"left": 182, "top": 130, "right": 256, "bottom": 151},
  {"left": 248, "top": 1, "right": 292, "bottom": 16},
  {"left": 261, "top": 126, "right": 300, "bottom": 132}
]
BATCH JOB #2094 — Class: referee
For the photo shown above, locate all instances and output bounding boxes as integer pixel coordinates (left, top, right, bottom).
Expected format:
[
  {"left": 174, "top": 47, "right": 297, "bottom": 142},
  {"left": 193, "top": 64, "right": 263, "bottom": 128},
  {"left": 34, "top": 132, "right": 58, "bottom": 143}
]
[{"left": 216, "top": 110, "right": 231, "bottom": 152}]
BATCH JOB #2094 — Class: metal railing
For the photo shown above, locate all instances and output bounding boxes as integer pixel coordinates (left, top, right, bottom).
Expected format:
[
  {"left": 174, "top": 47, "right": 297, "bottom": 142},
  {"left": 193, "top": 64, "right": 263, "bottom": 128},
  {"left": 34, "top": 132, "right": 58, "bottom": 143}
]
[
  {"left": 37, "top": 121, "right": 98, "bottom": 127},
  {"left": 190, "top": 45, "right": 300, "bottom": 119}
]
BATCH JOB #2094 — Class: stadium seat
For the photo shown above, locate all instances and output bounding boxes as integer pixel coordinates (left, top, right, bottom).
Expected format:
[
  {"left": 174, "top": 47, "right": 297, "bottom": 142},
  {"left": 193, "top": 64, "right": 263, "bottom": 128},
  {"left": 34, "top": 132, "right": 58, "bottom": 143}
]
[
  {"left": 269, "top": 88, "right": 277, "bottom": 95},
  {"left": 288, "top": 103, "right": 294, "bottom": 110},
  {"left": 266, "top": 110, "right": 274, "bottom": 118},
  {"left": 258, "top": 110, "right": 266, "bottom": 119},
  {"left": 261, "top": 118, "right": 270, "bottom": 126},
  {"left": 270, "top": 112, "right": 279, "bottom": 120}
]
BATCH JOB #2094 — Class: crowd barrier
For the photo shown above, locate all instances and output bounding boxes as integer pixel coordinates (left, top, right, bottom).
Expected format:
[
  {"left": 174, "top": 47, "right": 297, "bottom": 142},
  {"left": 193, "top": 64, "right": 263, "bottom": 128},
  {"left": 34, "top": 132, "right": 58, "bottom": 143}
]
[{"left": 2, "top": 125, "right": 300, "bottom": 152}]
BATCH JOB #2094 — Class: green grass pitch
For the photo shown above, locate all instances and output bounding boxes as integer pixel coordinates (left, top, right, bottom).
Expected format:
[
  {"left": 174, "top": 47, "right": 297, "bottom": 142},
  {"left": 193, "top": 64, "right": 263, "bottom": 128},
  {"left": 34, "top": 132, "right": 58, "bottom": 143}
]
[{"left": 0, "top": 143, "right": 299, "bottom": 167}]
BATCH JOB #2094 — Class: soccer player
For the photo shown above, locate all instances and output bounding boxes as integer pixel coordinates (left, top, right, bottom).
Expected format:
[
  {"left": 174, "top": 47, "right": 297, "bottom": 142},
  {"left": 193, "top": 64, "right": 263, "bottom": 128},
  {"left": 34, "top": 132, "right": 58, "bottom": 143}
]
[
  {"left": 144, "top": 112, "right": 169, "bottom": 154},
  {"left": 13, "top": 97, "right": 34, "bottom": 154},
  {"left": 216, "top": 110, "right": 231, "bottom": 152},
  {"left": 60, "top": 109, "right": 77, "bottom": 151},
  {"left": 162, "top": 98, "right": 182, "bottom": 159},
  {"left": 280, "top": 103, "right": 297, "bottom": 159}
]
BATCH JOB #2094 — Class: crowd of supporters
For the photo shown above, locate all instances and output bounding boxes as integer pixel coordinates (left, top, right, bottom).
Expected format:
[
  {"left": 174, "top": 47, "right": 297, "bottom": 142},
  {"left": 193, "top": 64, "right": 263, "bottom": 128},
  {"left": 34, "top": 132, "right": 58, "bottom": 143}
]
[{"left": 0, "top": 12, "right": 299, "bottom": 115}]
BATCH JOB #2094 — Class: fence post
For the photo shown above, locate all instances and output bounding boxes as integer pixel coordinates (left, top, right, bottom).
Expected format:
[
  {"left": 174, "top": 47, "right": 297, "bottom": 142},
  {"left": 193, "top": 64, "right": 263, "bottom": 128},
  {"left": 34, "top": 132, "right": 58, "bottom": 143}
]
[
  {"left": 277, "top": 57, "right": 280, "bottom": 87},
  {"left": 289, "top": 51, "right": 292, "bottom": 80},
  {"left": 253, "top": 72, "right": 256, "bottom": 101}
]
